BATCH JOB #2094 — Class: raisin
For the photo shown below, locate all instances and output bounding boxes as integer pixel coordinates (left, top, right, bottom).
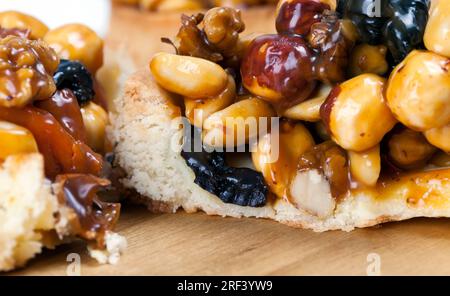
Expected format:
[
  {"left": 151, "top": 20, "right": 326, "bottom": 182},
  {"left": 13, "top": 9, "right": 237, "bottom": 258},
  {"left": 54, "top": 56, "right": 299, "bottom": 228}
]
[
  {"left": 53, "top": 59, "right": 95, "bottom": 105},
  {"left": 337, "top": 0, "right": 430, "bottom": 64},
  {"left": 181, "top": 125, "right": 268, "bottom": 207}
]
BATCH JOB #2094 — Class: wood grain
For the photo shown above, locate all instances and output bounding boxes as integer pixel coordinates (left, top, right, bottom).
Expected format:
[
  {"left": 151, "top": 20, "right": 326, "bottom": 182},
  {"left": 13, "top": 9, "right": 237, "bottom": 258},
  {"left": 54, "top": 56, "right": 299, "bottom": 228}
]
[{"left": 12, "top": 204, "right": 450, "bottom": 275}]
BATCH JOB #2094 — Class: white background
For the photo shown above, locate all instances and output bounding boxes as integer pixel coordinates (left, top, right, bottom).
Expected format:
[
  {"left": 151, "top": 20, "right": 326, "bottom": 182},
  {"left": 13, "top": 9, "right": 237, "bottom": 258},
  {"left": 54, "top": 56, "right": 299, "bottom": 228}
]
[{"left": 0, "top": 0, "right": 111, "bottom": 37}]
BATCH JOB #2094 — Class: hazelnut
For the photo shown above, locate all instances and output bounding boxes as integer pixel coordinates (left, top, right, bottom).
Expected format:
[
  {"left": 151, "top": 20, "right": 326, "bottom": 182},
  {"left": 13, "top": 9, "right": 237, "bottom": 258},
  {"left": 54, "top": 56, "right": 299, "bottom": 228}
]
[
  {"left": 348, "top": 44, "right": 389, "bottom": 76},
  {"left": 276, "top": 0, "right": 330, "bottom": 36},
  {"left": 0, "top": 121, "right": 38, "bottom": 161},
  {"left": 80, "top": 102, "right": 109, "bottom": 153},
  {"left": 0, "top": 11, "right": 49, "bottom": 40},
  {"left": 388, "top": 128, "right": 437, "bottom": 170},
  {"left": 424, "top": 0, "right": 450, "bottom": 58},
  {"left": 44, "top": 24, "right": 104, "bottom": 73},
  {"left": 241, "top": 34, "right": 317, "bottom": 107},
  {"left": 348, "top": 145, "right": 381, "bottom": 187},
  {"left": 320, "top": 74, "right": 397, "bottom": 152},
  {"left": 424, "top": 124, "right": 450, "bottom": 153},
  {"left": 386, "top": 50, "right": 450, "bottom": 131}
]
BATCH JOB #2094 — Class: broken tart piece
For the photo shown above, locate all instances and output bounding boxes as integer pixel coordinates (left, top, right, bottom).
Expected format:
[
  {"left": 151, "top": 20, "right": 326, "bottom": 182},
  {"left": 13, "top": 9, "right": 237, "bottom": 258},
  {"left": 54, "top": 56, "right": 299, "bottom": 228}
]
[
  {"left": 110, "top": 0, "right": 450, "bottom": 231},
  {"left": 0, "top": 11, "right": 125, "bottom": 272}
]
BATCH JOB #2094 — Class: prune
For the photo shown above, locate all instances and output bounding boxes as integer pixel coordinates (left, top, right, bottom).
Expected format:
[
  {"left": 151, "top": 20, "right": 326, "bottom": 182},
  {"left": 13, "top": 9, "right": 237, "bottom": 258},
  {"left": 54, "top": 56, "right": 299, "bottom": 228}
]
[
  {"left": 181, "top": 125, "right": 268, "bottom": 207},
  {"left": 53, "top": 59, "right": 95, "bottom": 105},
  {"left": 338, "top": 0, "right": 430, "bottom": 64}
]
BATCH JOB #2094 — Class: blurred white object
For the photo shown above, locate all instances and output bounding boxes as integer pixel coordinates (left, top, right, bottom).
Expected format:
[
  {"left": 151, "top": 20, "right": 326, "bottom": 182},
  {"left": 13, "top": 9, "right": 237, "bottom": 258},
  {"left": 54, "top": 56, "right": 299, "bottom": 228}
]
[{"left": 0, "top": 0, "right": 111, "bottom": 37}]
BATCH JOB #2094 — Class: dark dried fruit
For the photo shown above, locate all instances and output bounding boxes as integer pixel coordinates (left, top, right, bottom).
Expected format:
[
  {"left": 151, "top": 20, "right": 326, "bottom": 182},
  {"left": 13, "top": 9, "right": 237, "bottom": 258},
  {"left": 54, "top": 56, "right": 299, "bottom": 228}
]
[
  {"left": 181, "top": 126, "right": 268, "bottom": 207},
  {"left": 337, "top": 0, "right": 430, "bottom": 64},
  {"left": 53, "top": 59, "right": 95, "bottom": 105}
]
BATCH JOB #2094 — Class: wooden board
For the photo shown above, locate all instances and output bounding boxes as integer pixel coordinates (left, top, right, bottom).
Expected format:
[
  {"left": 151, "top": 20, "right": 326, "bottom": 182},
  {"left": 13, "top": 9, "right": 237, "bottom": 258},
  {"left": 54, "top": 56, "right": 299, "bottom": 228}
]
[{"left": 11, "top": 204, "right": 450, "bottom": 275}]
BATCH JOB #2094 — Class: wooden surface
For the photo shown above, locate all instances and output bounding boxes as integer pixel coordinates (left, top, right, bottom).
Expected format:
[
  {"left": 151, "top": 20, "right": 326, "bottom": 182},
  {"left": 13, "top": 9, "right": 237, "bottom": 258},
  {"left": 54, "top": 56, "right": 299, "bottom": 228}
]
[{"left": 12, "top": 204, "right": 450, "bottom": 275}]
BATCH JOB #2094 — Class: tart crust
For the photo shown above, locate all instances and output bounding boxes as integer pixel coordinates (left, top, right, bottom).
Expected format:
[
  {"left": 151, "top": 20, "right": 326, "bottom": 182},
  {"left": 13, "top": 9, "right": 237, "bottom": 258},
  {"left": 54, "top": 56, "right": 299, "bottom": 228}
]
[{"left": 110, "top": 69, "right": 450, "bottom": 232}]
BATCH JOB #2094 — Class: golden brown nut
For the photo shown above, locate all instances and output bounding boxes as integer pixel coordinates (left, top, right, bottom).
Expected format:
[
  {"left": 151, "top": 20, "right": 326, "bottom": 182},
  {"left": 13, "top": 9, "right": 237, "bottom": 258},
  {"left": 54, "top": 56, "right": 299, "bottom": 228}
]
[
  {"left": 203, "top": 7, "right": 245, "bottom": 55},
  {"left": 185, "top": 74, "right": 236, "bottom": 127},
  {"left": 150, "top": 53, "right": 228, "bottom": 99},
  {"left": 424, "top": 124, "right": 450, "bottom": 153},
  {"left": 348, "top": 44, "right": 389, "bottom": 77},
  {"left": 0, "top": 36, "right": 59, "bottom": 108},
  {"left": 348, "top": 145, "right": 381, "bottom": 187},
  {"left": 0, "top": 11, "right": 48, "bottom": 40},
  {"left": 424, "top": 0, "right": 450, "bottom": 58},
  {"left": 388, "top": 128, "right": 437, "bottom": 170},
  {"left": 0, "top": 121, "right": 38, "bottom": 160},
  {"left": 252, "top": 121, "right": 315, "bottom": 199},
  {"left": 44, "top": 24, "right": 104, "bottom": 73},
  {"left": 202, "top": 97, "right": 276, "bottom": 148},
  {"left": 320, "top": 74, "right": 397, "bottom": 152},
  {"left": 283, "top": 84, "right": 332, "bottom": 122},
  {"left": 386, "top": 51, "right": 450, "bottom": 131},
  {"left": 80, "top": 102, "right": 109, "bottom": 153}
]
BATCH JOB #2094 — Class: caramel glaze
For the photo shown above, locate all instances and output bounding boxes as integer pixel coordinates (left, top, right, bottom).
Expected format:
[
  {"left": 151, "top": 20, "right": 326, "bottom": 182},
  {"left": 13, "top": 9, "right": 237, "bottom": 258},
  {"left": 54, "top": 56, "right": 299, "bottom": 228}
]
[
  {"left": 319, "top": 84, "right": 340, "bottom": 133},
  {"left": 276, "top": 0, "right": 330, "bottom": 36},
  {"left": 0, "top": 105, "right": 102, "bottom": 179},
  {"left": 241, "top": 34, "right": 317, "bottom": 109},
  {"left": 56, "top": 174, "right": 121, "bottom": 248},
  {"left": 0, "top": 27, "right": 30, "bottom": 39},
  {"left": 36, "top": 89, "right": 88, "bottom": 142}
]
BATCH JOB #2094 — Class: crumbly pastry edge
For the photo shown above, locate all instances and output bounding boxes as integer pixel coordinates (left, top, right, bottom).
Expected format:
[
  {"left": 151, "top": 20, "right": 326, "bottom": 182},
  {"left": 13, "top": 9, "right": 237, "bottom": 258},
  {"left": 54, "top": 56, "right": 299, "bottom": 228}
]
[
  {"left": 0, "top": 153, "right": 126, "bottom": 272},
  {"left": 109, "top": 69, "right": 450, "bottom": 232}
]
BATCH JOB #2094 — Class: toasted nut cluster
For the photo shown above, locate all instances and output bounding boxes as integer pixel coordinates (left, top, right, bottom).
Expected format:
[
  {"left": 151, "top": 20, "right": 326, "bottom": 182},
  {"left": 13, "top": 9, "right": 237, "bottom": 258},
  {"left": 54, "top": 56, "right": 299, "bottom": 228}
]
[
  {"left": 0, "top": 36, "right": 59, "bottom": 108},
  {"left": 44, "top": 24, "right": 104, "bottom": 73},
  {"left": 386, "top": 51, "right": 450, "bottom": 131},
  {"left": 297, "top": 140, "right": 349, "bottom": 199},
  {"left": 424, "top": 0, "right": 450, "bottom": 58},
  {"left": 252, "top": 121, "right": 315, "bottom": 198},
  {"left": 283, "top": 83, "right": 331, "bottom": 122},
  {"left": 202, "top": 97, "right": 276, "bottom": 148},
  {"left": 388, "top": 128, "right": 437, "bottom": 170},
  {"left": 0, "top": 11, "right": 49, "bottom": 40},
  {"left": 81, "top": 101, "right": 109, "bottom": 153},
  {"left": 348, "top": 145, "right": 381, "bottom": 187},
  {"left": 348, "top": 44, "right": 389, "bottom": 77},
  {"left": 185, "top": 74, "right": 236, "bottom": 127},
  {"left": 321, "top": 74, "right": 397, "bottom": 152},
  {"left": 424, "top": 124, "right": 450, "bottom": 153},
  {"left": 0, "top": 121, "right": 38, "bottom": 160},
  {"left": 203, "top": 7, "right": 245, "bottom": 56},
  {"left": 150, "top": 53, "right": 228, "bottom": 98}
]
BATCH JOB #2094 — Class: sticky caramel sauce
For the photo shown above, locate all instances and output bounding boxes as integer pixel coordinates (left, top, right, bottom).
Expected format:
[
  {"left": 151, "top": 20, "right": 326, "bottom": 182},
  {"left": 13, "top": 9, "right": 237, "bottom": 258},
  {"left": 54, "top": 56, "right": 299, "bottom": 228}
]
[
  {"left": 35, "top": 89, "right": 87, "bottom": 142},
  {"left": 0, "top": 105, "right": 102, "bottom": 178},
  {"left": 56, "top": 174, "right": 121, "bottom": 247}
]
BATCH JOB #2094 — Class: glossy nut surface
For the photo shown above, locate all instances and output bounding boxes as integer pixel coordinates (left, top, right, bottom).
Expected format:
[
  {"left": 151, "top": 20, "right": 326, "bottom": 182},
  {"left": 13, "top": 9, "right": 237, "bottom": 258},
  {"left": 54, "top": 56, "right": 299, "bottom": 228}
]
[
  {"left": 388, "top": 128, "right": 437, "bottom": 170},
  {"left": 348, "top": 44, "right": 388, "bottom": 76},
  {"left": 386, "top": 50, "right": 450, "bottom": 131},
  {"left": 44, "top": 24, "right": 104, "bottom": 73},
  {"left": 202, "top": 97, "right": 276, "bottom": 148},
  {"left": 252, "top": 121, "right": 315, "bottom": 199},
  {"left": 150, "top": 53, "right": 228, "bottom": 99},
  {"left": 0, "top": 11, "right": 49, "bottom": 39},
  {"left": 424, "top": 124, "right": 450, "bottom": 153},
  {"left": 348, "top": 145, "right": 381, "bottom": 187},
  {"left": 321, "top": 74, "right": 396, "bottom": 152},
  {"left": 185, "top": 74, "right": 236, "bottom": 127},
  {"left": 241, "top": 34, "right": 316, "bottom": 106},
  {"left": 0, "top": 121, "right": 38, "bottom": 160},
  {"left": 424, "top": 0, "right": 450, "bottom": 58},
  {"left": 283, "top": 84, "right": 332, "bottom": 122},
  {"left": 80, "top": 102, "right": 109, "bottom": 152},
  {"left": 429, "top": 151, "right": 450, "bottom": 168}
]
